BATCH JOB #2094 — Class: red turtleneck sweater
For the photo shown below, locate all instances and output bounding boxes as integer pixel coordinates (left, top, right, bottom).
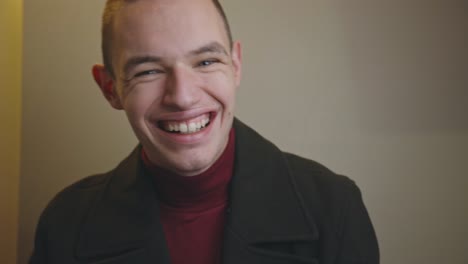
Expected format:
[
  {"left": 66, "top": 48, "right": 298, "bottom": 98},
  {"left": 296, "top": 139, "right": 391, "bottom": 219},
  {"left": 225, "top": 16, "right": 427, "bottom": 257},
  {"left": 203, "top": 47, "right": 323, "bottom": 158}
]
[{"left": 142, "top": 129, "right": 235, "bottom": 264}]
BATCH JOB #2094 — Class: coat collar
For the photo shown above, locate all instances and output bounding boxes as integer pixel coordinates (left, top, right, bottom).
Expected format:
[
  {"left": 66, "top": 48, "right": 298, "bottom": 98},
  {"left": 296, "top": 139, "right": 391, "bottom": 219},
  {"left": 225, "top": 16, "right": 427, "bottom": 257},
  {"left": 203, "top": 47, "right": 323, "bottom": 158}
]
[
  {"left": 222, "top": 120, "right": 319, "bottom": 264},
  {"left": 227, "top": 119, "right": 318, "bottom": 242},
  {"left": 75, "top": 119, "right": 318, "bottom": 263}
]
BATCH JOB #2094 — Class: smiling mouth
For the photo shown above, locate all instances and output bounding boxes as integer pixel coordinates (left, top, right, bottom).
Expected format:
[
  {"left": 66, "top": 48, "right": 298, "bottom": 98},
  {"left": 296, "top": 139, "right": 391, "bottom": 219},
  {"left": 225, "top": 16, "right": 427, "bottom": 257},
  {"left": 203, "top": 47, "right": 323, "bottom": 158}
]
[{"left": 158, "top": 113, "right": 212, "bottom": 134}]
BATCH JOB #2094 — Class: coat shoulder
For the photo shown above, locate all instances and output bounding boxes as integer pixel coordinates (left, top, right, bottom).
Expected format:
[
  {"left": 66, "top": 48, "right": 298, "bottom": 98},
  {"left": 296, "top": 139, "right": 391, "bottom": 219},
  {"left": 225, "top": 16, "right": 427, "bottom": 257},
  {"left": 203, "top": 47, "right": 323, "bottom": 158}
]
[
  {"left": 283, "top": 152, "right": 356, "bottom": 194},
  {"left": 30, "top": 172, "right": 113, "bottom": 263},
  {"left": 282, "top": 152, "right": 362, "bottom": 232},
  {"left": 283, "top": 153, "right": 379, "bottom": 262},
  {"left": 38, "top": 173, "right": 112, "bottom": 232},
  {"left": 46, "top": 172, "right": 109, "bottom": 213},
  {"left": 44, "top": 146, "right": 140, "bottom": 216}
]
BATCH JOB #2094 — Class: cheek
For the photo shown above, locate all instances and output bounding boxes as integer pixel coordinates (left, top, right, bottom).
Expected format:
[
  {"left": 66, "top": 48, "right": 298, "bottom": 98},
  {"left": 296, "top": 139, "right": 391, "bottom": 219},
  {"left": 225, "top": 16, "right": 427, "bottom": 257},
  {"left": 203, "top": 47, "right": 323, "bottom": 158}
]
[
  {"left": 203, "top": 74, "right": 237, "bottom": 109},
  {"left": 122, "top": 84, "right": 162, "bottom": 120}
]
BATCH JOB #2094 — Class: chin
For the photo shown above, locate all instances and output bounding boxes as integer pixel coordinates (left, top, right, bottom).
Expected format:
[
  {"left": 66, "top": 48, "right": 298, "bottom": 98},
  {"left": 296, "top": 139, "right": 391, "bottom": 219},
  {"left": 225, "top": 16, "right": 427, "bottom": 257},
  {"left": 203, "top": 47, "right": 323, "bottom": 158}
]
[
  {"left": 141, "top": 126, "right": 229, "bottom": 176},
  {"left": 167, "top": 158, "right": 214, "bottom": 176}
]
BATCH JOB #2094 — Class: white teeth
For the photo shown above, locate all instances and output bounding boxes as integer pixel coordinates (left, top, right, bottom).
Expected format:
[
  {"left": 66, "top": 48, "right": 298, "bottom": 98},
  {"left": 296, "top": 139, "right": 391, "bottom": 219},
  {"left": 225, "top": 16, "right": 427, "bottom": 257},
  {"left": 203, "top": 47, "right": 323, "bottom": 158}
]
[
  {"left": 201, "top": 118, "right": 208, "bottom": 127},
  {"left": 188, "top": 122, "right": 197, "bottom": 133},
  {"left": 162, "top": 115, "right": 211, "bottom": 134},
  {"left": 179, "top": 123, "right": 188, "bottom": 133}
]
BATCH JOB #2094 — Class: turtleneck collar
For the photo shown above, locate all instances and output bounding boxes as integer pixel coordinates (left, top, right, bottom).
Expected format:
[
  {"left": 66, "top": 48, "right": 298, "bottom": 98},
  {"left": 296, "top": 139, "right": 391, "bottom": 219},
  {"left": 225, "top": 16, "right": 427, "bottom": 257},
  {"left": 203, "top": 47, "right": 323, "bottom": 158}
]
[{"left": 141, "top": 128, "right": 235, "bottom": 212}]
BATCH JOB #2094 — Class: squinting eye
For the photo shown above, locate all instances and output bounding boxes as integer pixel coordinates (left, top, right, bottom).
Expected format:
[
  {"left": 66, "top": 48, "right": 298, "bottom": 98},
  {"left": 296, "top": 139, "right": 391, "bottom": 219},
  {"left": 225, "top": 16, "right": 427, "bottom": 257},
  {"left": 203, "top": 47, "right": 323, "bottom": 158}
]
[
  {"left": 134, "top": 69, "right": 162, "bottom": 78},
  {"left": 198, "top": 60, "right": 218, "bottom": 67}
]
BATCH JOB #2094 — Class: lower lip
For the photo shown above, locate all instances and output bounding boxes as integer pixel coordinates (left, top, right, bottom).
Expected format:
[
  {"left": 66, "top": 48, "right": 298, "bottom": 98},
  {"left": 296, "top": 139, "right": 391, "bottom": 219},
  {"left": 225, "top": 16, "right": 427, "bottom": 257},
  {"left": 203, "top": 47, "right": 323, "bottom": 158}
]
[{"left": 156, "top": 112, "right": 216, "bottom": 144}]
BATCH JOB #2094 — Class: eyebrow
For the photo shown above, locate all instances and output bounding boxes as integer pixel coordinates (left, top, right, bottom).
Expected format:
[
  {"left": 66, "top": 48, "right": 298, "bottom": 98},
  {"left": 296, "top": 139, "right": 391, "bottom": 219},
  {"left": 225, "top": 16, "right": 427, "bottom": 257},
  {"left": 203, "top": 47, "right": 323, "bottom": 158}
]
[
  {"left": 123, "top": 41, "right": 229, "bottom": 75},
  {"left": 188, "top": 41, "right": 229, "bottom": 56},
  {"left": 123, "top": 56, "right": 162, "bottom": 76}
]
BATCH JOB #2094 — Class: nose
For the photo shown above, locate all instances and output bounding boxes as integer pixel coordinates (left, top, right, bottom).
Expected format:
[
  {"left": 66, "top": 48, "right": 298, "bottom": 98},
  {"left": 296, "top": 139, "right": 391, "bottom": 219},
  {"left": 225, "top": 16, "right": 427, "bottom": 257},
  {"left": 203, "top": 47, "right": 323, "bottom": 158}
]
[{"left": 162, "top": 65, "right": 201, "bottom": 110}]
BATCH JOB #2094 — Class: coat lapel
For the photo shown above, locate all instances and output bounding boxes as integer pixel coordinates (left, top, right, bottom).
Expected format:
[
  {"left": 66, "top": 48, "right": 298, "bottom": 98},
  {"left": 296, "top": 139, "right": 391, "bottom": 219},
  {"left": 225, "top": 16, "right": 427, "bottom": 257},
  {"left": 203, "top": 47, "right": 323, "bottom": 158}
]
[
  {"left": 223, "top": 120, "right": 319, "bottom": 264},
  {"left": 74, "top": 147, "right": 170, "bottom": 263}
]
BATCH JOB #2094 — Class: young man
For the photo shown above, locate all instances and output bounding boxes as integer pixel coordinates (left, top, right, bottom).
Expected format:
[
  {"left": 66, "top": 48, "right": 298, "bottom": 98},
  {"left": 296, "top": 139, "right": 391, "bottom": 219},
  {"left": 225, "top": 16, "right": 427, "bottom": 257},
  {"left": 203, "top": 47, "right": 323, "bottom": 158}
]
[{"left": 30, "top": 0, "right": 379, "bottom": 263}]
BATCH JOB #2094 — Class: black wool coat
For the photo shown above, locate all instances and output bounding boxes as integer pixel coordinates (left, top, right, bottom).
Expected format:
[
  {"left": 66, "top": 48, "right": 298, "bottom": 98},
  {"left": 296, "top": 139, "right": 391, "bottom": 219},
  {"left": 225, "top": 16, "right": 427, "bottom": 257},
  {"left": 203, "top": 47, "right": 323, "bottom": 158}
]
[{"left": 30, "top": 120, "right": 379, "bottom": 264}]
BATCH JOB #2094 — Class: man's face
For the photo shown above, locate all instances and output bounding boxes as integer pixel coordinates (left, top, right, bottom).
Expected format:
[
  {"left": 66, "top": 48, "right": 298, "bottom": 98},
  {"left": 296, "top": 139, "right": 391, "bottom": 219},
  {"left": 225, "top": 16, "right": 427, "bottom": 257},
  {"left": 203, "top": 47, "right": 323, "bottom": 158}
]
[{"left": 95, "top": 0, "right": 242, "bottom": 176}]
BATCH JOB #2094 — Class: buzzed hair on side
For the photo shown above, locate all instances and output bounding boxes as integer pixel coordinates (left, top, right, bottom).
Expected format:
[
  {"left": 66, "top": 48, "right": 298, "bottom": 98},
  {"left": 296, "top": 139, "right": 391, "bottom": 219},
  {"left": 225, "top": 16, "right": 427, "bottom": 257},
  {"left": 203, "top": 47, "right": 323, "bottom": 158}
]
[{"left": 101, "top": 0, "right": 233, "bottom": 77}]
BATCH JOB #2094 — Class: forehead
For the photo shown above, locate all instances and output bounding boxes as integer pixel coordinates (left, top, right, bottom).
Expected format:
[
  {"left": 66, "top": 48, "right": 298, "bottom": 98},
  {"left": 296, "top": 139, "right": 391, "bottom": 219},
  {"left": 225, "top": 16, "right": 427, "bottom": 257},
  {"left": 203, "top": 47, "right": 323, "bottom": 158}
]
[{"left": 110, "top": 0, "right": 229, "bottom": 57}]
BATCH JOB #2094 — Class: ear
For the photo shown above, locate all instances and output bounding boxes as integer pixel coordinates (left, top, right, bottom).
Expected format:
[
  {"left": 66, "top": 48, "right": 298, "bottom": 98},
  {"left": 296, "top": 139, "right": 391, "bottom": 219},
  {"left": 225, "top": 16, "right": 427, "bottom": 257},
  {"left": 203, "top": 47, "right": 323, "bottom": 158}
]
[
  {"left": 92, "top": 64, "right": 123, "bottom": 110},
  {"left": 230, "top": 41, "right": 243, "bottom": 87}
]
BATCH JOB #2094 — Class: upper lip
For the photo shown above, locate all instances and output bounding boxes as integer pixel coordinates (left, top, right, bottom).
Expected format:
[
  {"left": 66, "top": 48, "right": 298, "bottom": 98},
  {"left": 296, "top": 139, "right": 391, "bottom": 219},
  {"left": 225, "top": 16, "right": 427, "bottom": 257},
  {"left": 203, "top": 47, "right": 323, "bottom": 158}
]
[{"left": 153, "top": 107, "right": 216, "bottom": 122}]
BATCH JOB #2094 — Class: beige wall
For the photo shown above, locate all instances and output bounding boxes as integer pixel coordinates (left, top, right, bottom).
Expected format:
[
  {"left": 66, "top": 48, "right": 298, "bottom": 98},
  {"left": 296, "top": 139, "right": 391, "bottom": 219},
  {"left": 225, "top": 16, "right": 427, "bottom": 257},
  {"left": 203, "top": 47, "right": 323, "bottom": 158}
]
[
  {"left": 19, "top": 0, "right": 468, "bottom": 263},
  {"left": 0, "top": 0, "right": 22, "bottom": 263}
]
